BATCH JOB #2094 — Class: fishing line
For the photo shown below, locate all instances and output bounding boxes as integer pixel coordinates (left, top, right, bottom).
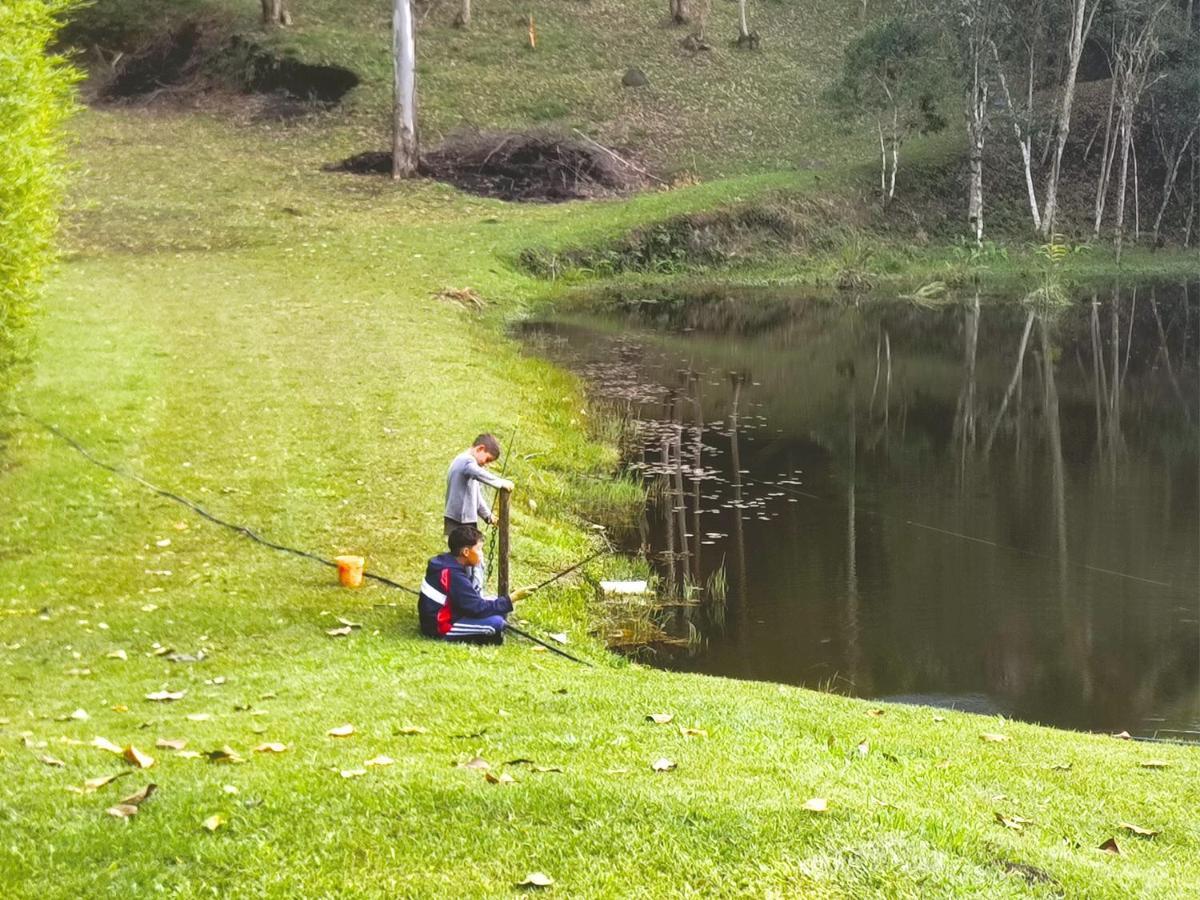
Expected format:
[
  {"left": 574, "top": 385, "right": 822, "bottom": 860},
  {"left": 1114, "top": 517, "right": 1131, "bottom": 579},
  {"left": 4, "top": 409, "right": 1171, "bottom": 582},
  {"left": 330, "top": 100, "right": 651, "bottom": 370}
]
[
  {"left": 23, "top": 412, "right": 598, "bottom": 665},
  {"left": 485, "top": 420, "right": 518, "bottom": 589},
  {"left": 765, "top": 480, "right": 1172, "bottom": 588}
]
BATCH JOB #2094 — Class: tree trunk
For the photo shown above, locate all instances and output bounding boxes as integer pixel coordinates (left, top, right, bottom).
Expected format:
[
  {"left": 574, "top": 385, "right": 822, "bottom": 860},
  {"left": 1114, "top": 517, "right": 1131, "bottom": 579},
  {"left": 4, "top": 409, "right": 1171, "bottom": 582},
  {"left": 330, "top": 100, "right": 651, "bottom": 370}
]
[
  {"left": 1114, "top": 109, "right": 1133, "bottom": 262},
  {"left": 260, "top": 0, "right": 291, "bottom": 26},
  {"left": 1152, "top": 127, "right": 1196, "bottom": 243},
  {"left": 1041, "top": 0, "right": 1099, "bottom": 237},
  {"left": 392, "top": 0, "right": 418, "bottom": 179},
  {"left": 1093, "top": 72, "right": 1119, "bottom": 239},
  {"left": 669, "top": 0, "right": 689, "bottom": 25},
  {"left": 738, "top": 0, "right": 749, "bottom": 37},
  {"left": 966, "top": 85, "right": 987, "bottom": 244},
  {"left": 877, "top": 118, "right": 887, "bottom": 200},
  {"left": 991, "top": 41, "right": 1041, "bottom": 231},
  {"left": 454, "top": 0, "right": 471, "bottom": 28}
]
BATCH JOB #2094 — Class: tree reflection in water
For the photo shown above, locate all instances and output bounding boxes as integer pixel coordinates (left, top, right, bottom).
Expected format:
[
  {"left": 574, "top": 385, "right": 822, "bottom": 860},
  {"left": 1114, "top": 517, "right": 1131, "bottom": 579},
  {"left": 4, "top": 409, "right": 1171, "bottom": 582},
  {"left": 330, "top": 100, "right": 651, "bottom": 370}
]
[{"left": 526, "top": 280, "right": 1200, "bottom": 736}]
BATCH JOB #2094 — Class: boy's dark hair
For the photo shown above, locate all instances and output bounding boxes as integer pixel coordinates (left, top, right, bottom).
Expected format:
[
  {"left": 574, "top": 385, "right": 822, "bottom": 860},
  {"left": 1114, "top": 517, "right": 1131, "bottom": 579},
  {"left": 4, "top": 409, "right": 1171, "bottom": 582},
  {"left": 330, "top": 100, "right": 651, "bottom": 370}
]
[
  {"left": 473, "top": 433, "right": 501, "bottom": 459},
  {"left": 448, "top": 523, "right": 484, "bottom": 555}
]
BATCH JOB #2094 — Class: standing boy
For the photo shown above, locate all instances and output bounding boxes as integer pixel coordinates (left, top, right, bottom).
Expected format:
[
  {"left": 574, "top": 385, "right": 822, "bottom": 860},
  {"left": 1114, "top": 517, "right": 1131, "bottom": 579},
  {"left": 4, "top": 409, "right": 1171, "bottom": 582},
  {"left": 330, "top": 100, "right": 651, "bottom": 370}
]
[
  {"left": 444, "top": 433, "right": 513, "bottom": 588},
  {"left": 418, "top": 524, "right": 528, "bottom": 643}
]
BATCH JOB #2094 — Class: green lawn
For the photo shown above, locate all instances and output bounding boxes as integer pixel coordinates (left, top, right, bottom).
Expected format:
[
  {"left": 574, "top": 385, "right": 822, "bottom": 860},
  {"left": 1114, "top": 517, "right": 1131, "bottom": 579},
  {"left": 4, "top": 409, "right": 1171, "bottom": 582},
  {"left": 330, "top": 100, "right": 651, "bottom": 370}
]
[{"left": 2, "top": 0, "right": 1199, "bottom": 893}]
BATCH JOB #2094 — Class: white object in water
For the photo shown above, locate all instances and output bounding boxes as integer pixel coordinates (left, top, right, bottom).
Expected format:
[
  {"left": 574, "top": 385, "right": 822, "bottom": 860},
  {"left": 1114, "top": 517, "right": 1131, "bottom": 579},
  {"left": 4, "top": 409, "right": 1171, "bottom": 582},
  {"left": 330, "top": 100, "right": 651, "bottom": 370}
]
[{"left": 600, "top": 580, "right": 649, "bottom": 595}]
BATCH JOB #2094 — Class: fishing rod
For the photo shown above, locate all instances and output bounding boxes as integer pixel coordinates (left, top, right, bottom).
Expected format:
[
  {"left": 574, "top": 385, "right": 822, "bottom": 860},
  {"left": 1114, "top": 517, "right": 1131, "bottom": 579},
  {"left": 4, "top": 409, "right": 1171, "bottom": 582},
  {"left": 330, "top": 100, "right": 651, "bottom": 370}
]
[
  {"left": 24, "top": 412, "right": 598, "bottom": 666},
  {"left": 525, "top": 548, "right": 607, "bottom": 595},
  {"left": 506, "top": 624, "right": 594, "bottom": 666}
]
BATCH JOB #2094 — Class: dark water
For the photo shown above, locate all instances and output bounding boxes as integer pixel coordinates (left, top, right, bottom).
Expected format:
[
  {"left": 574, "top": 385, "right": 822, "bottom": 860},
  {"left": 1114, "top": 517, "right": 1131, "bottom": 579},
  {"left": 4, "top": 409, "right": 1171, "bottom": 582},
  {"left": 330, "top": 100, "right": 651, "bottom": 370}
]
[{"left": 525, "top": 281, "right": 1200, "bottom": 739}]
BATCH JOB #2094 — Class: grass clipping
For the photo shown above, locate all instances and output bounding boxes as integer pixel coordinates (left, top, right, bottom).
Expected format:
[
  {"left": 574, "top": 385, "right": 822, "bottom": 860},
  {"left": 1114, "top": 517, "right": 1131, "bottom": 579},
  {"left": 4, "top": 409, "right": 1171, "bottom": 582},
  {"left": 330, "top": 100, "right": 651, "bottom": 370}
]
[{"left": 329, "top": 129, "right": 651, "bottom": 202}]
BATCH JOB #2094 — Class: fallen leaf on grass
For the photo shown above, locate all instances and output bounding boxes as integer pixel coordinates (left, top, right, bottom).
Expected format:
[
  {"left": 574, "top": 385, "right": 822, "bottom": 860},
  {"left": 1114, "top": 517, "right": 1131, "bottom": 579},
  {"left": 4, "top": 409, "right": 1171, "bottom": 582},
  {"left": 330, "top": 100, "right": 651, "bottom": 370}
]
[
  {"left": 1113, "top": 731, "right": 1132, "bottom": 740},
  {"left": 206, "top": 747, "right": 245, "bottom": 764},
  {"left": 83, "top": 773, "right": 129, "bottom": 791},
  {"left": 532, "top": 765, "right": 563, "bottom": 773},
  {"left": 123, "top": 745, "right": 155, "bottom": 769},
  {"left": 145, "top": 690, "right": 186, "bottom": 702},
  {"left": 40, "top": 755, "right": 66, "bottom": 767},
  {"left": 803, "top": 798, "right": 828, "bottom": 813},
  {"left": 364, "top": 755, "right": 394, "bottom": 768},
  {"left": 1119, "top": 822, "right": 1159, "bottom": 837},
  {"left": 254, "top": 742, "right": 288, "bottom": 753},
  {"left": 22, "top": 735, "right": 47, "bottom": 749},
  {"left": 1139, "top": 759, "right": 1170, "bottom": 769},
  {"left": 119, "top": 783, "right": 157, "bottom": 806},
  {"left": 327, "top": 724, "right": 355, "bottom": 737},
  {"left": 339, "top": 768, "right": 367, "bottom": 779},
  {"left": 326, "top": 627, "right": 353, "bottom": 637},
  {"left": 679, "top": 726, "right": 707, "bottom": 739},
  {"left": 91, "top": 737, "right": 123, "bottom": 754},
  {"left": 932, "top": 715, "right": 946, "bottom": 723},
  {"left": 106, "top": 803, "right": 140, "bottom": 819},
  {"left": 175, "top": 750, "right": 202, "bottom": 759},
  {"left": 651, "top": 758, "right": 676, "bottom": 772},
  {"left": 547, "top": 633, "right": 568, "bottom": 645},
  {"left": 156, "top": 738, "right": 187, "bottom": 751},
  {"left": 107, "top": 649, "right": 128, "bottom": 661},
  {"left": 1050, "top": 763, "right": 1073, "bottom": 771},
  {"left": 980, "top": 733, "right": 1010, "bottom": 743},
  {"left": 186, "top": 713, "right": 212, "bottom": 722},
  {"left": 395, "top": 725, "right": 427, "bottom": 736},
  {"left": 223, "top": 785, "right": 239, "bottom": 795},
  {"left": 484, "top": 771, "right": 516, "bottom": 784},
  {"left": 462, "top": 757, "right": 491, "bottom": 771},
  {"left": 856, "top": 740, "right": 870, "bottom": 758},
  {"left": 517, "top": 872, "right": 554, "bottom": 888},
  {"left": 646, "top": 713, "right": 673, "bottom": 725},
  {"left": 336, "top": 617, "right": 363, "bottom": 629},
  {"left": 995, "top": 812, "right": 1033, "bottom": 831},
  {"left": 867, "top": 709, "right": 886, "bottom": 717},
  {"left": 1098, "top": 837, "right": 1121, "bottom": 854},
  {"left": 56, "top": 708, "right": 89, "bottom": 722},
  {"left": 202, "top": 814, "right": 226, "bottom": 832}
]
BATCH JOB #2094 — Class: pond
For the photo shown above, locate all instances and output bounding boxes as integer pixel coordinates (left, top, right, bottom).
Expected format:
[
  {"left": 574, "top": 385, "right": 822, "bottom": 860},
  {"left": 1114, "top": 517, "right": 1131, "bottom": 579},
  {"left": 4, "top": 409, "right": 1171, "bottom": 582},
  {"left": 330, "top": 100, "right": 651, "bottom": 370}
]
[{"left": 524, "top": 280, "right": 1200, "bottom": 740}]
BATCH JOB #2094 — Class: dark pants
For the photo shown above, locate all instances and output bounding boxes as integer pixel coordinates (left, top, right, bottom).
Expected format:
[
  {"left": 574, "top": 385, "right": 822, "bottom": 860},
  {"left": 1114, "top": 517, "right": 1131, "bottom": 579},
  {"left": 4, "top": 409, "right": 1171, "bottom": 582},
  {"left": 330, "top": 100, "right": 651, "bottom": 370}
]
[{"left": 441, "top": 614, "right": 507, "bottom": 645}]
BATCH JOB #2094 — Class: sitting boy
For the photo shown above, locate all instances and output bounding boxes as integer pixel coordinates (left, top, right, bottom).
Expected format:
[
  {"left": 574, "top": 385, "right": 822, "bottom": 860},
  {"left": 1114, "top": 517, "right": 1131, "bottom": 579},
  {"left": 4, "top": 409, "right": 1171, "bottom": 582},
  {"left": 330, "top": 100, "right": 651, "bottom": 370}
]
[{"left": 419, "top": 524, "right": 528, "bottom": 644}]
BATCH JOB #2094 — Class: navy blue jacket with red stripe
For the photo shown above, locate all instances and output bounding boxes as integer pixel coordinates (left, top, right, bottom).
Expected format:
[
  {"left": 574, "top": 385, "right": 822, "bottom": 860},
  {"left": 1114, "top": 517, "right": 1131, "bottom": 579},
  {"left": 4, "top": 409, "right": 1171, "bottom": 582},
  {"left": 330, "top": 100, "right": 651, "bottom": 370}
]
[{"left": 418, "top": 553, "right": 514, "bottom": 637}]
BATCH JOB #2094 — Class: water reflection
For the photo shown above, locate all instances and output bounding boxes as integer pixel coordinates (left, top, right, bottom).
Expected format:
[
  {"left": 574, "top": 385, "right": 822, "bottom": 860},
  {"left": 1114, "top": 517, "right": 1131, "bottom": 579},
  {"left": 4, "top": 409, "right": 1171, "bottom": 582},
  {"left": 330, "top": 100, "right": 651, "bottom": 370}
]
[{"left": 526, "top": 281, "right": 1200, "bottom": 737}]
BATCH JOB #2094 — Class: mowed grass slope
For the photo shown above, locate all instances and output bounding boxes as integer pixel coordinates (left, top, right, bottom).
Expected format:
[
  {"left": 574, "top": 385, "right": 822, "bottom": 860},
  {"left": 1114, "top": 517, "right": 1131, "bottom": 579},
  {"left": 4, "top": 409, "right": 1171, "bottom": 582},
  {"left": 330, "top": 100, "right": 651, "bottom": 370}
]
[{"left": 1, "top": 3, "right": 1198, "bottom": 897}]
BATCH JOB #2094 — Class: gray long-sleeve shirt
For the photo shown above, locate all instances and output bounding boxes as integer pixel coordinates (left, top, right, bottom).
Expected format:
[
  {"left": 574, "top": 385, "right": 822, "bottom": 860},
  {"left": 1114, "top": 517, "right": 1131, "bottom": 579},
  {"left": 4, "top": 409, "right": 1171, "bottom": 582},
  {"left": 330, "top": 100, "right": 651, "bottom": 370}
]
[{"left": 444, "top": 449, "right": 506, "bottom": 524}]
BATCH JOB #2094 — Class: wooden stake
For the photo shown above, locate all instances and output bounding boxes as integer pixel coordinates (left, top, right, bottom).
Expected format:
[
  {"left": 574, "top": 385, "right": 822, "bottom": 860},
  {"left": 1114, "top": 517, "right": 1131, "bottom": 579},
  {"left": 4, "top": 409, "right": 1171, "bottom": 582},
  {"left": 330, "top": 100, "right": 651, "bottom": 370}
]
[{"left": 498, "top": 488, "right": 511, "bottom": 596}]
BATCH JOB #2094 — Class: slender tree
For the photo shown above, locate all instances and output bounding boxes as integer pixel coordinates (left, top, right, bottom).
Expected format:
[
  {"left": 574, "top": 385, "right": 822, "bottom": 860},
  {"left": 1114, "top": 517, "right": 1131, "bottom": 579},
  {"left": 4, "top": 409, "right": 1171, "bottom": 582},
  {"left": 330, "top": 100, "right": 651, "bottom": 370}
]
[
  {"left": 989, "top": 0, "right": 1050, "bottom": 231},
  {"left": 1103, "top": 0, "right": 1173, "bottom": 258},
  {"left": 826, "top": 18, "right": 946, "bottom": 207},
  {"left": 934, "top": 0, "right": 1006, "bottom": 244},
  {"left": 392, "top": 0, "right": 418, "bottom": 178},
  {"left": 454, "top": 0, "right": 471, "bottom": 28},
  {"left": 1039, "top": 0, "right": 1101, "bottom": 237},
  {"left": 1148, "top": 23, "right": 1200, "bottom": 240},
  {"left": 260, "top": 0, "right": 291, "bottom": 27}
]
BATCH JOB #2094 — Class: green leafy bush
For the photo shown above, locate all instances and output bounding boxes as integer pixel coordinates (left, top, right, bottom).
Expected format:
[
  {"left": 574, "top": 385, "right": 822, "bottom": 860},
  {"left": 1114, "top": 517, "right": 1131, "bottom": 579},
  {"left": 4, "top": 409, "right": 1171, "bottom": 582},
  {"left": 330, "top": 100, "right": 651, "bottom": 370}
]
[{"left": 1, "top": 0, "right": 80, "bottom": 370}]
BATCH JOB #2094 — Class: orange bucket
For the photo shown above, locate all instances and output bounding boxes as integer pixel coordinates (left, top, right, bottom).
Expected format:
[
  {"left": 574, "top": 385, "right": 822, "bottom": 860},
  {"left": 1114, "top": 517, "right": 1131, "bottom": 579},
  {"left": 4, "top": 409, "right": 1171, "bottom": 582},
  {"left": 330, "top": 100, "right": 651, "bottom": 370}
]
[{"left": 335, "top": 555, "right": 365, "bottom": 588}]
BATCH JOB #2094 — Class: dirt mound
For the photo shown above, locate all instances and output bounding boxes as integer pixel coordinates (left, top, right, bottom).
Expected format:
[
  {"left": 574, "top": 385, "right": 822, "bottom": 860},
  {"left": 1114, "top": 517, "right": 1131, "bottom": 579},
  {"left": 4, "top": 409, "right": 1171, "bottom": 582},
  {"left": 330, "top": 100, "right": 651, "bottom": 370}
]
[
  {"left": 83, "top": 16, "right": 358, "bottom": 107},
  {"left": 326, "top": 131, "right": 651, "bottom": 202}
]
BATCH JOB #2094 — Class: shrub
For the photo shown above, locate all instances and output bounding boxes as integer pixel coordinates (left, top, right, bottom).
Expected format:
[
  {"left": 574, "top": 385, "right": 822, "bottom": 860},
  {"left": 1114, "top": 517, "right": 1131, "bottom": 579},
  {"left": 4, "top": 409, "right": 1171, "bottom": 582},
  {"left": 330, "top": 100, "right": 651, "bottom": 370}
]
[{"left": 1, "top": 0, "right": 80, "bottom": 365}]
